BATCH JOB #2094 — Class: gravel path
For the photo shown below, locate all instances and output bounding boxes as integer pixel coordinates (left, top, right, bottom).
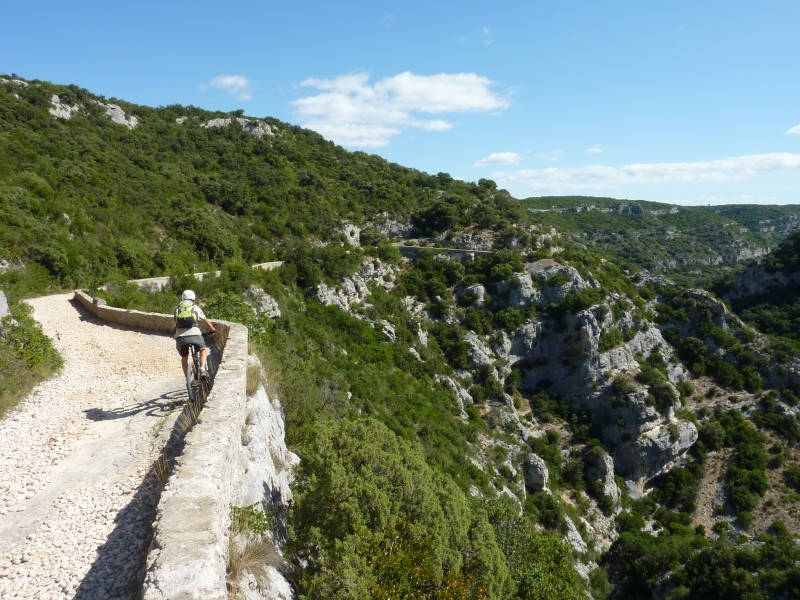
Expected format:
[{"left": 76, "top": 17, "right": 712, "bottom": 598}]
[{"left": 0, "top": 293, "right": 185, "bottom": 599}]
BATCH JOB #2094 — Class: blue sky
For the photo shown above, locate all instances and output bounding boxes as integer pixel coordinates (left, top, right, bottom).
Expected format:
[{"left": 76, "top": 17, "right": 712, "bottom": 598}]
[{"left": 3, "top": 1, "right": 800, "bottom": 205}]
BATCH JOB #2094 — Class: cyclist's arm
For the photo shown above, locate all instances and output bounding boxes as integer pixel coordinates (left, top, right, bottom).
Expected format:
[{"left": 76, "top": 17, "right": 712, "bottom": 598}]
[{"left": 201, "top": 317, "right": 216, "bottom": 334}]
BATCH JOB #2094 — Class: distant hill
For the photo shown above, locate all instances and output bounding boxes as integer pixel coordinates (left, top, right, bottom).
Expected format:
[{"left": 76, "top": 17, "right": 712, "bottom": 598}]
[{"left": 522, "top": 196, "right": 800, "bottom": 287}]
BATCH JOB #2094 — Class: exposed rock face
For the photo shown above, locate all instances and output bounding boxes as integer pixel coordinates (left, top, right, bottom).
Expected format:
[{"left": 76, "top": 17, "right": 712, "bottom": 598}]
[
  {"left": 460, "top": 284, "right": 486, "bottom": 306},
  {"left": 449, "top": 233, "right": 493, "bottom": 251},
  {"left": 367, "top": 213, "right": 417, "bottom": 239},
  {"left": 101, "top": 103, "right": 139, "bottom": 129},
  {"left": 437, "top": 375, "right": 471, "bottom": 418},
  {"left": 723, "top": 261, "right": 800, "bottom": 304},
  {"left": 236, "top": 355, "right": 298, "bottom": 599},
  {"left": 564, "top": 516, "right": 588, "bottom": 554},
  {"left": 48, "top": 95, "right": 139, "bottom": 129},
  {"left": 200, "top": 117, "right": 274, "bottom": 139},
  {"left": 584, "top": 448, "right": 621, "bottom": 512},
  {"left": 342, "top": 222, "right": 361, "bottom": 246},
  {"left": 494, "top": 260, "right": 595, "bottom": 309},
  {"left": 245, "top": 286, "right": 281, "bottom": 318},
  {"left": 314, "top": 259, "right": 399, "bottom": 312},
  {"left": 523, "top": 454, "right": 549, "bottom": 492},
  {"left": 464, "top": 331, "right": 496, "bottom": 373},
  {"left": 378, "top": 319, "right": 396, "bottom": 343},
  {"left": 472, "top": 264, "right": 697, "bottom": 486},
  {"left": 614, "top": 421, "right": 698, "bottom": 496},
  {"left": 0, "top": 291, "right": 9, "bottom": 320},
  {"left": 48, "top": 95, "right": 80, "bottom": 120}
]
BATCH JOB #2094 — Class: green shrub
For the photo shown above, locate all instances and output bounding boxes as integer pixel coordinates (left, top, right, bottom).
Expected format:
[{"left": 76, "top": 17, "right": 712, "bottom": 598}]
[{"left": 288, "top": 418, "right": 512, "bottom": 598}]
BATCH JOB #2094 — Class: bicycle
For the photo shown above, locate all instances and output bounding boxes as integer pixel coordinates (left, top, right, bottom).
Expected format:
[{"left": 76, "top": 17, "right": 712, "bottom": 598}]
[{"left": 185, "top": 332, "right": 214, "bottom": 404}]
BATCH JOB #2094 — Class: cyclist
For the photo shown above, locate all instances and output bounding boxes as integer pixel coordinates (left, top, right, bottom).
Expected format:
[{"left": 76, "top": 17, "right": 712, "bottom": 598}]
[{"left": 174, "top": 289, "right": 216, "bottom": 378}]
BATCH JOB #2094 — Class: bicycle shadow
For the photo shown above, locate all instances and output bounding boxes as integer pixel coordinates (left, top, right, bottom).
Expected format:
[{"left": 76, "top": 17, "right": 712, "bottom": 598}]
[{"left": 84, "top": 388, "right": 186, "bottom": 422}]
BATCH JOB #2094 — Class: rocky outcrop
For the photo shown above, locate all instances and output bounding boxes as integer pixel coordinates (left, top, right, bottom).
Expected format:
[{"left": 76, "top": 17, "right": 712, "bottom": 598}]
[
  {"left": 48, "top": 95, "right": 81, "bottom": 120},
  {"left": 314, "top": 259, "right": 399, "bottom": 312},
  {"left": 448, "top": 233, "right": 493, "bottom": 251},
  {"left": 47, "top": 95, "right": 138, "bottom": 128},
  {"left": 614, "top": 421, "right": 698, "bottom": 496},
  {"left": 246, "top": 287, "right": 282, "bottom": 319},
  {"left": 342, "top": 222, "right": 361, "bottom": 246},
  {"left": 723, "top": 261, "right": 800, "bottom": 304},
  {"left": 584, "top": 448, "right": 621, "bottom": 512},
  {"left": 200, "top": 118, "right": 274, "bottom": 139},
  {"left": 523, "top": 454, "right": 549, "bottom": 492},
  {"left": 101, "top": 103, "right": 139, "bottom": 129},
  {"left": 467, "top": 264, "right": 696, "bottom": 487},
  {"left": 0, "top": 291, "right": 9, "bottom": 321},
  {"left": 366, "top": 213, "right": 417, "bottom": 239}
]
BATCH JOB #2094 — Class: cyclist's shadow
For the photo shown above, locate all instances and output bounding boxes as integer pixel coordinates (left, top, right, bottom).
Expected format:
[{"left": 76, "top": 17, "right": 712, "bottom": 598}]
[{"left": 84, "top": 388, "right": 186, "bottom": 421}]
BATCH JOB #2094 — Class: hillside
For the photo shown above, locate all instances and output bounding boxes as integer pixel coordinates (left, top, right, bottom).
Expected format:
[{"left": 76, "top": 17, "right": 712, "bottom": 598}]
[
  {"left": 2, "top": 75, "right": 800, "bottom": 599},
  {"left": 522, "top": 196, "right": 800, "bottom": 287}
]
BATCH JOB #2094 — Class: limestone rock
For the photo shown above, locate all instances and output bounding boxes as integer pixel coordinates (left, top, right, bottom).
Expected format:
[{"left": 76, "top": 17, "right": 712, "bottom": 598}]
[
  {"left": 583, "top": 447, "right": 621, "bottom": 512},
  {"left": 201, "top": 117, "right": 274, "bottom": 139},
  {"left": 523, "top": 453, "right": 549, "bottom": 492},
  {"left": 101, "top": 103, "right": 139, "bottom": 129},
  {"left": 614, "top": 420, "right": 698, "bottom": 493},
  {"left": 0, "top": 291, "right": 9, "bottom": 320},
  {"left": 378, "top": 319, "right": 396, "bottom": 343},
  {"left": 460, "top": 284, "right": 487, "bottom": 306},
  {"left": 246, "top": 287, "right": 281, "bottom": 318},
  {"left": 464, "top": 331, "right": 496, "bottom": 372},
  {"left": 315, "top": 259, "right": 399, "bottom": 313},
  {"left": 437, "top": 375, "right": 471, "bottom": 418},
  {"left": 48, "top": 95, "right": 80, "bottom": 120},
  {"left": 449, "top": 233, "right": 493, "bottom": 251},
  {"left": 342, "top": 222, "right": 361, "bottom": 246},
  {"left": 368, "top": 213, "right": 417, "bottom": 239},
  {"left": 564, "top": 515, "right": 588, "bottom": 554},
  {"left": 724, "top": 261, "right": 800, "bottom": 304}
]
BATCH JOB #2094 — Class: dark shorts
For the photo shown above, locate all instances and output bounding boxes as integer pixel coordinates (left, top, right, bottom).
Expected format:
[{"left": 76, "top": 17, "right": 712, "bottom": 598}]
[{"left": 176, "top": 335, "right": 206, "bottom": 357}]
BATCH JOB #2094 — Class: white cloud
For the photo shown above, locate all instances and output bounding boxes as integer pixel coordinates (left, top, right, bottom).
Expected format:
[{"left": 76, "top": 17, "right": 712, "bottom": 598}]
[
  {"left": 492, "top": 153, "right": 800, "bottom": 195},
  {"left": 293, "top": 71, "right": 509, "bottom": 148},
  {"left": 475, "top": 152, "right": 522, "bottom": 167},
  {"left": 787, "top": 124, "right": 800, "bottom": 135},
  {"left": 203, "top": 75, "right": 253, "bottom": 101},
  {"left": 586, "top": 144, "right": 605, "bottom": 154}
]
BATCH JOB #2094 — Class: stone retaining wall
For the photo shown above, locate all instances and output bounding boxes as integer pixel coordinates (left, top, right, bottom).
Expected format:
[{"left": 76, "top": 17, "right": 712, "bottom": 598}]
[{"left": 73, "top": 290, "right": 248, "bottom": 599}]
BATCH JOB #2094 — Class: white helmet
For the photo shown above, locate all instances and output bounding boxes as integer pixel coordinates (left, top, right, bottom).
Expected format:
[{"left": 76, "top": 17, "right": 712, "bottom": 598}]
[{"left": 181, "top": 290, "right": 196, "bottom": 301}]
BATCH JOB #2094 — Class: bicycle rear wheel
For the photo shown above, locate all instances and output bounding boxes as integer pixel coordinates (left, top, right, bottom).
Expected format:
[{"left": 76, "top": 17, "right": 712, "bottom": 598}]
[{"left": 186, "top": 358, "right": 197, "bottom": 401}]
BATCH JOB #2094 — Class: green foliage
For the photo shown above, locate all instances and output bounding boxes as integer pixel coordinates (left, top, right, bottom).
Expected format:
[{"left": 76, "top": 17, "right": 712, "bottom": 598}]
[
  {"left": 0, "top": 299, "right": 63, "bottom": 417},
  {"left": 762, "top": 230, "right": 800, "bottom": 274},
  {"left": 287, "top": 418, "right": 511, "bottom": 599},
  {"left": 667, "top": 526, "right": 800, "bottom": 599},
  {"left": 598, "top": 327, "right": 624, "bottom": 352},
  {"left": 698, "top": 410, "right": 768, "bottom": 515},
  {"left": 231, "top": 504, "right": 272, "bottom": 536},
  {"left": 486, "top": 496, "right": 585, "bottom": 599},
  {"left": 651, "top": 464, "right": 703, "bottom": 513}
]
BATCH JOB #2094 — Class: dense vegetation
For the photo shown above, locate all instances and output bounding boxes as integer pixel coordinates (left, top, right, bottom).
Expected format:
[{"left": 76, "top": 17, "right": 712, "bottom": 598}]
[{"left": 4, "top": 75, "right": 800, "bottom": 599}]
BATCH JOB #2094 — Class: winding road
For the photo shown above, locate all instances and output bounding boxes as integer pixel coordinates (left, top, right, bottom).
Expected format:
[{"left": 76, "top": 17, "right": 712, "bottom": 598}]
[{"left": 0, "top": 293, "right": 186, "bottom": 599}]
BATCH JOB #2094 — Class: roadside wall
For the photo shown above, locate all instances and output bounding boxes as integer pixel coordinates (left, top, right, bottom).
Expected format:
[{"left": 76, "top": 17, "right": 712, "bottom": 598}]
[{"left": 72, "top": 291, "right": 251, "bottom": 598}]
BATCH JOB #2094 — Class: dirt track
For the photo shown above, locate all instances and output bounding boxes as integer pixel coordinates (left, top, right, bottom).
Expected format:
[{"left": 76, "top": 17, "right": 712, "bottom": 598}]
[{"left": 0, "top": 293, "right": 185, "bottom": 599}]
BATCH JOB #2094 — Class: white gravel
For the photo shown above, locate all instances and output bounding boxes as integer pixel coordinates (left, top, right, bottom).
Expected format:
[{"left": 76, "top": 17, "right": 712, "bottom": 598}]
[{"left": 0, "top": 293, "right": 185, "bottom": 599}]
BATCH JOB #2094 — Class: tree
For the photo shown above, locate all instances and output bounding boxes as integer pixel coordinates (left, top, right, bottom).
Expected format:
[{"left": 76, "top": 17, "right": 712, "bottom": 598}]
[{"left": 288, "top": 418, "right": 512, "bottom": 599}]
